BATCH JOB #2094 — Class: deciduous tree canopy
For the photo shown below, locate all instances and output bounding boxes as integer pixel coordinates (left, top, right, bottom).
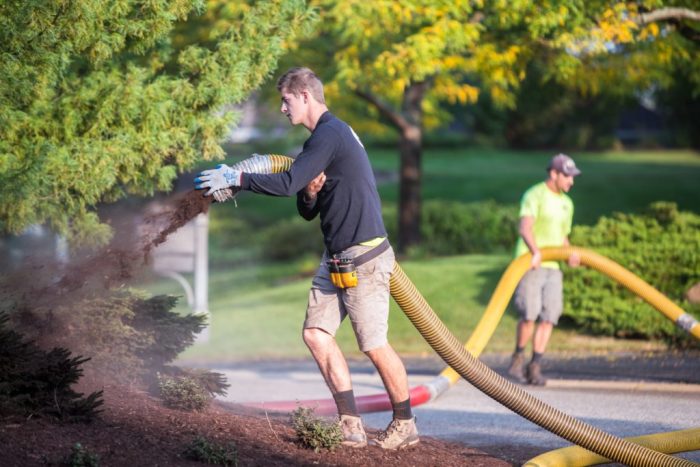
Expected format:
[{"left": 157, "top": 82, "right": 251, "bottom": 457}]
[{"left": 285, "top": 0, "right": 698, "bottom": 251}]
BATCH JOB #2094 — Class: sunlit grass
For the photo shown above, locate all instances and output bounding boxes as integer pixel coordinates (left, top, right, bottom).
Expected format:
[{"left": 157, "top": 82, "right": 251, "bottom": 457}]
[{"left": 144, "top": 254, "right": 663, "bottom": 365}]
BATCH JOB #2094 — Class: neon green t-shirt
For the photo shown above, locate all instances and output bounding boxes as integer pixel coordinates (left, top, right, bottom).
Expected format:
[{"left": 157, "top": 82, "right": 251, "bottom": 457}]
[{"left": 514, "top": 181, "right": 574, "bottom": 270}]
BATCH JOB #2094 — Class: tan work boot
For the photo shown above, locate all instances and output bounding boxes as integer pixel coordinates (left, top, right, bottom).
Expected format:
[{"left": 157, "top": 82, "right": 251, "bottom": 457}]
[
  {"left": 339, "top": 414, "right": 367, "bottom": 448},
  {"left": 507, "top": 352, "right": 527, "bottom": 384},
  {"left": 370, "top": 417, "right": 419, "bottom": 450},
  {"left": 527, "top": 361, "right": 547, "bottom": 386}
]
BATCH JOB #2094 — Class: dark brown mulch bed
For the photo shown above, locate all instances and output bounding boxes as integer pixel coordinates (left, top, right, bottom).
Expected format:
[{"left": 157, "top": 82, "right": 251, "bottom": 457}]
[{"left": 0, "top": 381, "right": 514, "bottom": 466}]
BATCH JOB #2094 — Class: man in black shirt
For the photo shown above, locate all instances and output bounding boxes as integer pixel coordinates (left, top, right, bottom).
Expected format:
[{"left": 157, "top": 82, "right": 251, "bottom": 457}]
[{"left": 195, "top": 67, "right": 418, "bottom": 449}]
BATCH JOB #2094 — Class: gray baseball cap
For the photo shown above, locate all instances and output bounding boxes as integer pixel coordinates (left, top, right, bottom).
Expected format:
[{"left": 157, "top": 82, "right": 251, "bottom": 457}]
[{"left": 547, "top": 153, "right": 581, "bottom": 176}]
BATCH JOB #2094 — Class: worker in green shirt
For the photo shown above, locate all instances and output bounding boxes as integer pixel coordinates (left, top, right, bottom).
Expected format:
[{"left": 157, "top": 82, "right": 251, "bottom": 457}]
[{"left": 507, "top": 154, "right": 581, "bottom": 385}]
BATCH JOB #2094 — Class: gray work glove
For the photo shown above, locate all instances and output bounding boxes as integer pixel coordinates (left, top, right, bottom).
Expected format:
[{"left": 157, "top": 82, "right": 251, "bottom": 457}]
[{"left": 194, "top": 164, "right": 242, "bottom": 196}]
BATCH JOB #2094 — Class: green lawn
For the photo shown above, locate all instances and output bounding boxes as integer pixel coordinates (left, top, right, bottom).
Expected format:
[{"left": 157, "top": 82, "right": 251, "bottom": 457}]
[
  {"left": 145, "top": 254, "right": 663, "bottom": 364},
  {"left": 376, "top": 148, "right": 700, "bottom": 225}
]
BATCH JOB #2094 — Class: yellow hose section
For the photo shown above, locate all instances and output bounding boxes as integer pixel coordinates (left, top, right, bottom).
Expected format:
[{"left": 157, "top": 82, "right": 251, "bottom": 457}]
[
  {"left": 440, "top": 246, "right": 700, "bottom": 384},
  {"left": 545, "top": 247, "right": 700, "bottom": 340},
  {"left": 440, "top": 250, "right": 531, "bottom": 383},
  {"left": 525, "top": 427, "right": 700, "bottom": 467},
  {"left": 267, "top": 154, "right": 294, "bottom": 173},
  {"left": 390, "top": 261, "right": 695, "bottom": 467}
]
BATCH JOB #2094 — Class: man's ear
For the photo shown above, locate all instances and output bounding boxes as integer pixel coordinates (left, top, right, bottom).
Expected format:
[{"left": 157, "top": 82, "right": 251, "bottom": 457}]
[{"left": 302, "top": 90, "right": 309, "bottom": 104}]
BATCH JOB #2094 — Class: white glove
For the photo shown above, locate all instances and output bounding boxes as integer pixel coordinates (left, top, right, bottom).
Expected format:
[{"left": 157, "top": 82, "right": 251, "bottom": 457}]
[
  {"left": 194, "top": 164, "right": 242, "bottom": 196},
  {"left": 212, "top": 188, "right": 235, "bottom": 203}
]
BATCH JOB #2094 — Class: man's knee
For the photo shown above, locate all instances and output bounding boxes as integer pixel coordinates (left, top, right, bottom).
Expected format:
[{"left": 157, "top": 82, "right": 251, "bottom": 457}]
[
  {"left": 303, "top": 327, "right": 333, "bottom": 350},
  {"left": 363, "top": 343, "right": 387, "bottom": 359},
  {"left": 364, "top": 343, "right": 399, "bottom": 364}
]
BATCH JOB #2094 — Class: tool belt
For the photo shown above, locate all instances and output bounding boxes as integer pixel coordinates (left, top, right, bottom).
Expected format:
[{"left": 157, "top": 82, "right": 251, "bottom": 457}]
[{"left": 326, "top": 238, "right": 390, "bottom": 289}]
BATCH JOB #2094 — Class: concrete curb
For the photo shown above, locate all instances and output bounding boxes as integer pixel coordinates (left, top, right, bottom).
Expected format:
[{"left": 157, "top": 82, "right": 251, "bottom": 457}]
[{"left": 544, "top": 378, "right": 700, "bottom": 393}]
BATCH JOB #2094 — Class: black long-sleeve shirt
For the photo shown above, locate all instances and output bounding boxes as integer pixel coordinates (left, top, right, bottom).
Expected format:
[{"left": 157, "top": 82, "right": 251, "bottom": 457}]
[{"left": 240, "top": 112, "right": 386, "bottom": 254}]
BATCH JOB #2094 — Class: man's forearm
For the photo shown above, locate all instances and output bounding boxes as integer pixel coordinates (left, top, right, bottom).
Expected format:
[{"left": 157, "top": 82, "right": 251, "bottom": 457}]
[
  {"left": 297, "top": 192, "right": 319, "bottom": 220},
  {"left": 519, "top": 217, "right": 539, "bottom": 254},
  {"left": 522, "top": 232, "right": 538, "bottom": 254}
]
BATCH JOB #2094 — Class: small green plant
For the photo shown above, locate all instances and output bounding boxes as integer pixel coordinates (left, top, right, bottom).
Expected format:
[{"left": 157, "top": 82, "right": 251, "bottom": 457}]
[
  {"left": 157, "top": 373, "right": 210, "bottom": 411},
  {"left": 63, "top": 443, "right": 99, "bottom": 467},
  {"left": 291, "top": 406, "right": 343, "bottom": 452},
  {"left": 183, "top": 436, "right": 237, "bottom": 466}
]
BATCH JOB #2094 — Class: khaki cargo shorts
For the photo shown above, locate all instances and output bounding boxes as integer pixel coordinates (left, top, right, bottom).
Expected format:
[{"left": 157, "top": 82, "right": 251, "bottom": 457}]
[
  {"left": 304, "top": 243, "right": 395, "bottom": 352},
  {"left": 513, "top": 267, "right": 564, "bottom": 324}
]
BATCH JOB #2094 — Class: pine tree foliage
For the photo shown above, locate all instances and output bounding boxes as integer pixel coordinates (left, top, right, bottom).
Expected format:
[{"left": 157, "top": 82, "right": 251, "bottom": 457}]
[
  {"left": 0, "top": 312, "right": 103, "bottom": 421},
  {"left": 0, "top": 0, "right": 314, "bottom": 245},
  {"left": 129, "top": 294, "right": 207, "bottom": 370},
  {"left": 14, "top": 292, "right": 218, "bottom": 386}
]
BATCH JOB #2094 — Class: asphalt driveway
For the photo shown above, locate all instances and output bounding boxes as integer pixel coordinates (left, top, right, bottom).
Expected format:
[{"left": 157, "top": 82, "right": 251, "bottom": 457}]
[{"left": 209, "top": 350, "right": 700, "bottom": 464}]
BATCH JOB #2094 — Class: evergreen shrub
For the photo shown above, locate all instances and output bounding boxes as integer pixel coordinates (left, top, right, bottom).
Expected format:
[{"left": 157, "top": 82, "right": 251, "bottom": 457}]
[
  {"left": 13, "top": 292, "right": 228, "bottom": 392},
  {"left": 565, "top": 202, "right": 700, "bottom": 347},
  {"left": 0, "top": 313, "right": 103, "bottom": 421}
]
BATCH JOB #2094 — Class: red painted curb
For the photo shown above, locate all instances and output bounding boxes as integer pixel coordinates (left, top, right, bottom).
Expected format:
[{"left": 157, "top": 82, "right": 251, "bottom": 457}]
[{"left": 245, "top": 384, "right": 433, "bottom": 416}]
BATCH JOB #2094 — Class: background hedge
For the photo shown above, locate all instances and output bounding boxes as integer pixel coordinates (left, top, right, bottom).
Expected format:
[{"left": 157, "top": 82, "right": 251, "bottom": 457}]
[{"left": 564, "top": 202, "right": 700, "bottom": 347}]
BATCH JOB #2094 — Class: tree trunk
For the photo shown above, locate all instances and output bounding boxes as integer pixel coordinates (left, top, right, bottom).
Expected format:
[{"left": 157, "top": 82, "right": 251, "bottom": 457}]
[
  {"left": 397, "top": 82, "right": 426, "bottom": 253},
  {"left": 353, "top": 82, "right": 427, "bottom": 254},
  {"left": 398, "top": 125, "right": 422, "bottom": 253}
]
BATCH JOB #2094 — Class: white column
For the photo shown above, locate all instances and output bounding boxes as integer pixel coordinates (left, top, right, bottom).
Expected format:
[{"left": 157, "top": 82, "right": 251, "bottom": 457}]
[
  {"left": 55, "top": 234, "right": 69, "bottom": 264},
  {"left": 193, "top": 212, "right": 210, "bottom": 342}
]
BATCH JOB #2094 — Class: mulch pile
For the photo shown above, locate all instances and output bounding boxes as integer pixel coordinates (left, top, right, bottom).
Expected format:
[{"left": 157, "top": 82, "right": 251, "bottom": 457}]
[{"left": 0, "top": 380, "right": 512, "bottom": 466}]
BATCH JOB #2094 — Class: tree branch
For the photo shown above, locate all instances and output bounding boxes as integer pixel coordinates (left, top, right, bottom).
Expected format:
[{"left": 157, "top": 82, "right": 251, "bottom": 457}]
[
  {"left": 354, "top": 88, "right": 412, "bottom": 132},
  {"left": 637, "top": 7, "right": 700, "bottom": 24}
]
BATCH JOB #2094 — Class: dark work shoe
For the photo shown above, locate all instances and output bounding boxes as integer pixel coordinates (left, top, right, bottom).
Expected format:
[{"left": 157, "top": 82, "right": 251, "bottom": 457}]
[
  {"left": 526, "top": 361, "right": 547, "bottom": 386},
  {"left": 507, "top": 352, "right": 527, "bottom": 384}
]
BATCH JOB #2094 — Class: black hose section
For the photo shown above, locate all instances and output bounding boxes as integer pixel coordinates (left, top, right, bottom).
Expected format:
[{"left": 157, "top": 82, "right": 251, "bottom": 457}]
[{"left": 390, "top": 262, "right": 695, "bottom": 467}]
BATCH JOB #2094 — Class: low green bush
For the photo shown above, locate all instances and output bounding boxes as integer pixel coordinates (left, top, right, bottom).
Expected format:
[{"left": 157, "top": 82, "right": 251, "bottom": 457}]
[
  {"left": 183, "top": 436, "right": 238, "bottom": 466},
  {"left": 62, "top": 443, "right": 99, "bottom": 467},
  {"left": 384, "top": 200, "right": 518, "bottom": 256},
  {"left": 157, "top": 373, "right": 210, "bottom": 411},
  {"left": 258, "top": 216, "right": 324, "bottom": 261},
  {"left": 565, "top": 202, "right": 700, "bottom": 347},
  {"left": 291, "top": 406, "right": 343, "bottom": 452},
  {"left": 230, "top": 199, "right": 517, "bottom": 262}
]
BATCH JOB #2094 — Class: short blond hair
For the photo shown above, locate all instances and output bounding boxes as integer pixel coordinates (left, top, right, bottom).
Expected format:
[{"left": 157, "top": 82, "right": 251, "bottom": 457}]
[{"left": 276, "top": 67, "right": 325, "bottom": 104}]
